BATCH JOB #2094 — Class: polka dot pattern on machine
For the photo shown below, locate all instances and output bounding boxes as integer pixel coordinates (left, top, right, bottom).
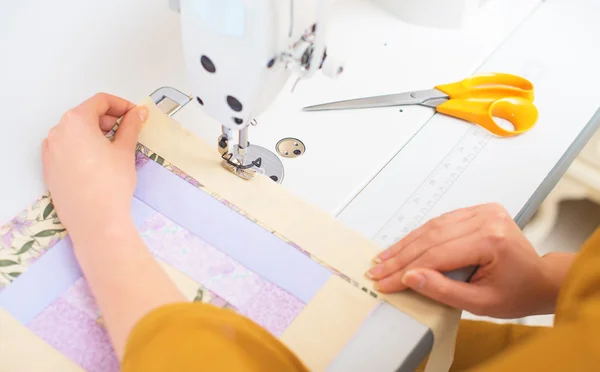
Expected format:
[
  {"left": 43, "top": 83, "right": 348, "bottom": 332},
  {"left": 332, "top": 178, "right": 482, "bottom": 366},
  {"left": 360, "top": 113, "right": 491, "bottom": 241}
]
[{"left": 200, "top": 55, "right": 216, "bottom": 73}]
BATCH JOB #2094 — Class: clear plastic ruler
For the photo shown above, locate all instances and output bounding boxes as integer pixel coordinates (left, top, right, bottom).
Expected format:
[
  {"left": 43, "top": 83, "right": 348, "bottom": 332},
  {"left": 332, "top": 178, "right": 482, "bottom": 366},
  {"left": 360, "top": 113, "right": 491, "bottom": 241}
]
[{"left": 373, "top": 125, "right": 493, "bottom": 247}]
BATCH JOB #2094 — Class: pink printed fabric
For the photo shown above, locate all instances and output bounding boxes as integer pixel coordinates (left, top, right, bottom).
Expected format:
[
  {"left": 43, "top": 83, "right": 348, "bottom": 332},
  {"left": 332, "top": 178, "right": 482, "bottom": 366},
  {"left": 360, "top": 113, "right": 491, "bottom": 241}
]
[
  {"left": 62, "top": 277, "right": 102, "bottom": 319},
  {"left": 28, "top": 297, "right": 119, "bottom": 372},
  {"left": 239, "top": 280, "right": 306, "bottom": 337},
  {"left": 138, "top": 212, "right": 305, "bottom": 336}
]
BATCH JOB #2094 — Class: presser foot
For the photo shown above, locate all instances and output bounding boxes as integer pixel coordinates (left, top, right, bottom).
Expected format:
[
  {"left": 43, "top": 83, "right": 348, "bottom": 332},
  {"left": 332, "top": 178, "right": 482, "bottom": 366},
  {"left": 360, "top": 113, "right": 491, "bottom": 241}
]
[
  {"left": 217, "top": 134, "right": 284, "bottom": 183},
  {"left": 218, "top": 134, "right": 257, "bottom": 180},
  {"left": 220, "top": 152, "right": 261, "bottom": 181},
  {"left": 220, "top": 159, "right": 257, "bottom": 180}
]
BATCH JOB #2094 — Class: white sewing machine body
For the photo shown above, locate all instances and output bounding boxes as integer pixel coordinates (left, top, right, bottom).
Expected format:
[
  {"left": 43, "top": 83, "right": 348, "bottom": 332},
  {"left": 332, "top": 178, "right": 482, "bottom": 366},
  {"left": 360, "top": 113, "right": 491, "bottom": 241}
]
[
  {"left": 178, "top": 0, "right": 347, "bottom": 179},
  {"left": 180, "top": 0, "right": 315, "bottom": 131}
]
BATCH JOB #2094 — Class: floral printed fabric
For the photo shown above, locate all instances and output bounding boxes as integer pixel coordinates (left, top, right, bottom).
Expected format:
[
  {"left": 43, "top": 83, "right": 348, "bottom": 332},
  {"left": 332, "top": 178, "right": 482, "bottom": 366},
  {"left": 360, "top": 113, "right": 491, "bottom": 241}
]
[
  {"left": 0, "top": 195, "right": 65, "bottom": 291},
  {"left": 0, "top": 147, "right": 190, "bottom": 290}
]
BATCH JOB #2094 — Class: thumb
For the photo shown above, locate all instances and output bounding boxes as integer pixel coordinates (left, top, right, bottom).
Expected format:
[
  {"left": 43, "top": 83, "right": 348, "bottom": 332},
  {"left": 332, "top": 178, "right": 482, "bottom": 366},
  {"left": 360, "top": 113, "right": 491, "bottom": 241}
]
[
  {"left": 114, "top": 105, "right": 148, "bottom": 150},
  {"left": 402, "top": 268, "right": 487, "bottom": 312}
]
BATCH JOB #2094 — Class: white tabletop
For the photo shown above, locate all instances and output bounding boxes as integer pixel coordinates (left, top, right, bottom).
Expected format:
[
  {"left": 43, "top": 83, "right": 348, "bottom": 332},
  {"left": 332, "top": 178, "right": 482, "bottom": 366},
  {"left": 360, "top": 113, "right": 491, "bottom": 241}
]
[
  {"left": 0, "top": 0, "right": 539, "bottom": 225},
  {"left": 338, "top": 0, "right": 600, "bottom": 239}
]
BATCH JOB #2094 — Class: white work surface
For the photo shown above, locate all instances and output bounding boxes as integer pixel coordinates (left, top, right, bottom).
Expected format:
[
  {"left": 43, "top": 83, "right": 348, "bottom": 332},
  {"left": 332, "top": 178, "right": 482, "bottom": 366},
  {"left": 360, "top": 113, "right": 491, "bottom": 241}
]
[
  {"left": 0, "top": 0, "right": 540, "bottom": 224},
  {"left": 338, "top": 0, "right": 600, "bottom": 240}
]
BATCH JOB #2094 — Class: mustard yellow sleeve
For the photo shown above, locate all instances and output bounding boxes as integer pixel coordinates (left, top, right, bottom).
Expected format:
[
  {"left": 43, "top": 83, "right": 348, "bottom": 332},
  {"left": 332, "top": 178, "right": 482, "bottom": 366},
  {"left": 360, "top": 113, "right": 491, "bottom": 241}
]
[
  {"left": 449, "top": 319, "right": 547, "bottom": 371},
  {"left": 121, "top": 302, "right": 309, "bottom": 372},
  {"left": 415, "top": 319, "right": 546, "bottom": 372},
  {"left": 466, "top": 227, "right": 600, "bottom": 371}
]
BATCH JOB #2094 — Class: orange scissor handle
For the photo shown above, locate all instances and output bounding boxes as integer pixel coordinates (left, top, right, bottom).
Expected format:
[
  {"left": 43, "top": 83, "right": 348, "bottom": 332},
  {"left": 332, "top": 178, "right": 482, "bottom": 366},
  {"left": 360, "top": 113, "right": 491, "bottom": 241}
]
[
  {"left": 436, "top": 97, "right": 539, "bottom": 137},
  {"left": 435, "top": 73, "right": 535, "bottom": 101}
]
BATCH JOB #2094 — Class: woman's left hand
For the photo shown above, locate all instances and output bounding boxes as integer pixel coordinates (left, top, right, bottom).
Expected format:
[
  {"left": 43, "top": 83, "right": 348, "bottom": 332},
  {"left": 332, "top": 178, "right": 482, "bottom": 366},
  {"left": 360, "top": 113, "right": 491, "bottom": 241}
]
[{"left": 366, "top": 203, "right": 567, "bottom": 318}]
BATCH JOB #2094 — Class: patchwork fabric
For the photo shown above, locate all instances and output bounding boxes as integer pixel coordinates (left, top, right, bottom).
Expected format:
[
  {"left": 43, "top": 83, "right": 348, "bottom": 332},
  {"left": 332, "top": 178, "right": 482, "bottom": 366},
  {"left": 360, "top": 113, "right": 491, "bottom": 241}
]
[{"left": 0, "top": 147, "right": 314, "bottom": 371}]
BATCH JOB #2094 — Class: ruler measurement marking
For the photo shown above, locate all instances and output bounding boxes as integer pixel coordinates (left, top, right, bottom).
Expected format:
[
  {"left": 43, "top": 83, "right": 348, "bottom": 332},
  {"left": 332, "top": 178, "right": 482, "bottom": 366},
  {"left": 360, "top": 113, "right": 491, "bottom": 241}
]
[{"left": 373, "top": 126, "right": 492, "bottom": 247}]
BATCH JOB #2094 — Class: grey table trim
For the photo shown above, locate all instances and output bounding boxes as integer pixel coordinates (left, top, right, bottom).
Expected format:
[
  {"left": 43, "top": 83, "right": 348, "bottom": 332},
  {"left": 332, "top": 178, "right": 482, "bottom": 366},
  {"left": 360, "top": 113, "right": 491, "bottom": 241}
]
[
  {"left": 515, "top": 107, "right": 600, "bottom": 228},
  {"left": 326, "top": 303, "right": 434, "bottom": 372}
]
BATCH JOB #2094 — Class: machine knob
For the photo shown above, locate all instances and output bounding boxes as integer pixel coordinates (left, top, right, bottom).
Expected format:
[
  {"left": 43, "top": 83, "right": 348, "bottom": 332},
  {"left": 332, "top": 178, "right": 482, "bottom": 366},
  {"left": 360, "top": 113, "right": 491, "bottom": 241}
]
[{"left": 321, "top": 53, "right": 345, "bottom": 79}]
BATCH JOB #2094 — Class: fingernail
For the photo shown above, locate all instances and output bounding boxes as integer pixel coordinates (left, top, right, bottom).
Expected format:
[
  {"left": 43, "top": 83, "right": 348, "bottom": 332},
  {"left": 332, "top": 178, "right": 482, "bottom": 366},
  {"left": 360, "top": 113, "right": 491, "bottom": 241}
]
[
  {"left": 366, "top": 264, "right": 384, "bottom": 279},
  {"left": 402, "top": 271, "right": 425, "bottom": 290},
  {"left": 374, "top": 250, "right": 390, "bottom": 263},
  {"left": 374, "top": 276, "right": 391, "bottom": 292},
  {"left": 138, "top": 106, "right": 149, "bottom": 122}
]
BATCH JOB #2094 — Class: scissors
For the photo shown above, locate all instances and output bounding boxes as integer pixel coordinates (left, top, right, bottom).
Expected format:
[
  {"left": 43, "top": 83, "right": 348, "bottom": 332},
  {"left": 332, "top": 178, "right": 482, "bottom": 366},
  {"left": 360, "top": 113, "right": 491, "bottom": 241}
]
[{"left": 303, "top": 72, "right": 539, "bottom": 137}]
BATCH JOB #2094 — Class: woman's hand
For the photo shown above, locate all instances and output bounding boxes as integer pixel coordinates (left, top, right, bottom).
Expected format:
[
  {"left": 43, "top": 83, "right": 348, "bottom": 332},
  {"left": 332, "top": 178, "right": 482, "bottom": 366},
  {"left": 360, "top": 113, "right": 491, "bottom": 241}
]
[
  {"left": 367, "top": 203, "right": 572, "bottom": 318},
  {"left": 42, "top": 93, "right": 148, "bottom": 244},
  {"left": 42, "top": 93, "right": 186, "bottom": 357}
]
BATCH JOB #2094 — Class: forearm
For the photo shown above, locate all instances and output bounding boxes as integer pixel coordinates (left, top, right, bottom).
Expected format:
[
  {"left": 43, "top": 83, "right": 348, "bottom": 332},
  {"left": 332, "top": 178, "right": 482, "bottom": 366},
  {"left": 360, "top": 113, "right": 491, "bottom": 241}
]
[{"left": 70, "top": 215, "right": 186, "bottom": 358}]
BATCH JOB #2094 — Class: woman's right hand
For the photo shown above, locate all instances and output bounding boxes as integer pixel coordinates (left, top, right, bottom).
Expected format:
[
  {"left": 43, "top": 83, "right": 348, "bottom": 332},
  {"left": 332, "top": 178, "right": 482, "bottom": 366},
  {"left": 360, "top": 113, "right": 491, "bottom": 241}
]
[
  {"left": 367, "top": 203, "right": 574, "bottom": 318},
  {"left": 41, "top": 93, "right": 147, "bottom": 244}
]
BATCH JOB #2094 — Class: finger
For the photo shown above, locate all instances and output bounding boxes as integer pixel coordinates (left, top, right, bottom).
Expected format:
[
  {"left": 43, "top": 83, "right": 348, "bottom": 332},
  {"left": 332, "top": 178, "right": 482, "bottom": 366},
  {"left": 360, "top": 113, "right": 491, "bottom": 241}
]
[
  {"left": 386, "top": 268, "right": 491, "bottom": 313},
  {"left": 99, "top": 115, "right": 119, "bottom": 132},
  {"left": 375, "top": 204, "right": 481, "bottom": 263},
  {"left": 113, "top": 105, "right": 149, "bottom": 150},
  {"left": 76, "top": 93, "right": 135, "bottom": 119},
  {"left": 367, "top": 216, "right": 481, "bottom": 280},
  {"left": 377, "top": 232, "right": 493, "bottom": 291}
]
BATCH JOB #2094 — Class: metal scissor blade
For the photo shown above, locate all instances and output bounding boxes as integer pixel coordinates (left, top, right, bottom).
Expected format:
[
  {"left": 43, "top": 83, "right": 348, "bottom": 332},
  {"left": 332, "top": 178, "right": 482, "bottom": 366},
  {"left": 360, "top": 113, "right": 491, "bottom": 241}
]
[{"left": 302, "top": 92, "right": 423, "bottom": 111}]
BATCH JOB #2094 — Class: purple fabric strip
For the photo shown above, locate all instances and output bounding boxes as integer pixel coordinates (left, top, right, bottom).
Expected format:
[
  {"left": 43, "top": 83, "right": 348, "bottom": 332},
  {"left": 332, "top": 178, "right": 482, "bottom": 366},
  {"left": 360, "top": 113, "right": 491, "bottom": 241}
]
[
  {"left": 0, "top": 198, "right": 155, "bottom": 325},
  {"left": 134, "top": 161, "right": 331, "bottom": 303},
  {"left": 130, "top": 196, "right": 157, "bottom": 226}
]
